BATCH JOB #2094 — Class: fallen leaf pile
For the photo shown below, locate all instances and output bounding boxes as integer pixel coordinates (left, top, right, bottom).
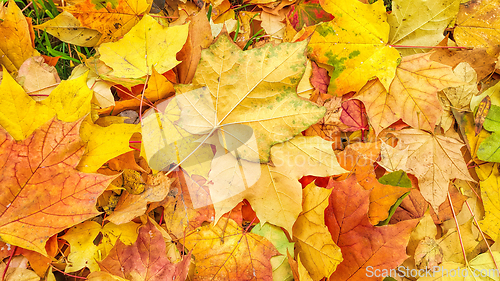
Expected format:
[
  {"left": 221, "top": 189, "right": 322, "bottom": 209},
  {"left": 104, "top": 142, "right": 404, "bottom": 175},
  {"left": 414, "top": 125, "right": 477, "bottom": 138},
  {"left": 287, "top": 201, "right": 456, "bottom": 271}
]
[{"left": 1, "top": 0, "right": 500, "bottom": 279}]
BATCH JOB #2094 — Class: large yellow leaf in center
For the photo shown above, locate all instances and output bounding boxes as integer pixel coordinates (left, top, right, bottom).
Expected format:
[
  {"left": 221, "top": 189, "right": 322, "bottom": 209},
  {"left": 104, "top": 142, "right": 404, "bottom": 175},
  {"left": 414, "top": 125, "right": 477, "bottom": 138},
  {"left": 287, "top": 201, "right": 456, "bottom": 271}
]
[{"left": 141, "top": 34, "right": 326, "bottom": 177}]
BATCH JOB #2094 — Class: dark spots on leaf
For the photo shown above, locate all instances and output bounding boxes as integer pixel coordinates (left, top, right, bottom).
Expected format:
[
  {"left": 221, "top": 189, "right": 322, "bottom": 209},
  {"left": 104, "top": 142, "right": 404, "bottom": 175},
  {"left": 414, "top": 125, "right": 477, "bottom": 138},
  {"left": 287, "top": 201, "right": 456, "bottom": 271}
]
[{"left": 114, "top": 23, "right": 122, "bottom": 30}]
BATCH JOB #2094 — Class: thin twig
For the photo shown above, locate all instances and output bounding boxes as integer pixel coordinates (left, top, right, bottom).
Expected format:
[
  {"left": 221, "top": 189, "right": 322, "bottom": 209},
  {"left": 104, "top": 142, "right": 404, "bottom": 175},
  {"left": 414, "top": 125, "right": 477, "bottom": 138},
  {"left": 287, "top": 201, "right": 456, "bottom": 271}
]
[
  {"left": 448, "top": 191, "right": 469, "bottom": 267},
  {"left": 389, "top": 44, "right": 471, "bottom": 49}
]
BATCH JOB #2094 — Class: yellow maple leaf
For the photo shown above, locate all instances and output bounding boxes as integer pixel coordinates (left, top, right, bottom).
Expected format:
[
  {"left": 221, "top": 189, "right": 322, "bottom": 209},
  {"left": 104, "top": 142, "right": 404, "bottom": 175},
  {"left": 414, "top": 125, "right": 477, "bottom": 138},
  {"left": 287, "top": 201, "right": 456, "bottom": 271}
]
[
  {"left": 478, "top": 168, "right": 500, "bottom": 241},
  {"left": 98, "top": 15, "right": 189, "bottom": 79},
  {"left": 308, "top": 0, "right": 400, "bottom": 95},
  {"left": 211, "top": 135, "right": 346, "bottom": 235},
  {"left": 62, "top": 221, "right": 140, "bottom": 272},
  {"left": 0, "top": 0, "right": 39, "bottom": 73},
  {"left": 183, "top": 218, "right": 280, "bottom": 280},
  {"left": 0, "top": 67, "right": 92, "bottom": 140},
  {"left": 388, "top": 0, "right": 461, "bottom": 56},
  {"left": 77, "top": 119, "right": 140, "bottom": 173}
]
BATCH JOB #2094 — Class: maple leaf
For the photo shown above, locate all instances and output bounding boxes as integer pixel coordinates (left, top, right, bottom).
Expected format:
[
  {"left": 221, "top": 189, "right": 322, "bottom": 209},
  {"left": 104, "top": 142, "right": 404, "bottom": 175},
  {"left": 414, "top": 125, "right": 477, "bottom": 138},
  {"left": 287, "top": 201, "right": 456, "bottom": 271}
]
[
  {"left": 16, "top": 56, "right": 60, "bottom": 98},
  {"left": 454, "top": 0, "right": 500, "bottom": 55},
  {"left": 393, "top": 128, "right": 474, "bottom": 210},
  {"left": 0, "top": 257, "right": 39, "bottom": 281},
  {"left": 0, "top": 66, "right": 92, "bottom": 140},
  {"left": 175, "top": 7, "right": 213, "bottom": 84},
  {"left": 98, "top": 15, "right": 189, "bottom": 79},
  {"left": 64, "top": 0, "right": 151, "bottom": 44},
  {"left": 287, "top": 0, "right": 333, "bottom": 31},
  {"left": 430, "top": 47, "right": 498, "bottom": 81},
  {"left": 387, "top": 0, "right": 461, "bottom": 56},
  {"left": 0, "top": 0, "right": 39, "bottom": 73},
  {"left": 183, "top": 217, "right": 279, "bottom": 280},
  {"left": 92, "top": 219, "right": 191, "bottom": 281},
  {"left": 325, "top": 176, "right": 419, "bottom": 281},
  {"left": 339, "top": 99, "right": 368, "bottom": 132},
  {"left": 211, "top": 135, "right": 346, "bottom": 234},
  {"left": 62, "top": 221, "right": 140, "bottom": 272},
  {"left": 292, "top": 182, "right": 342, "bottom": 281},
  {"left": 34, "top": 11, "right": 102, "bottom": 47},
  {"left": 141, "top": 33, "right": 325, "bottom": 177},
  {"left": 162, "top": 170, "right": 215, "bottom": 239},
  {"left": 77, "top": 119, "right": 140, "bottom": 173},
  {"left": 308, "top": 0, "right": 400, "bottom": 95},
  {"left": 0, "top": 118, "right": 115, "bottom": 255},
  {"left": 378, "top": 139, "right": 409, "bottom": 172},
  {"left": 337, "top": 141, "right": 410, "bottom": 224},
  {"left": 355, "top": 52, "right": 464, "bottom": 135}
]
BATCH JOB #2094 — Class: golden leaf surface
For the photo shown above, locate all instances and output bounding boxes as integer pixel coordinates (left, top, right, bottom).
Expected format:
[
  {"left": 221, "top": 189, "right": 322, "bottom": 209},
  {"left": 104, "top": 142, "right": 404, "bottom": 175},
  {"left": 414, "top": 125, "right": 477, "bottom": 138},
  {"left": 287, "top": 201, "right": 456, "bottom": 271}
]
[
  {"left": 183, "top": 218, "right": 279, "bottom": 280},
  {"left": 292, "top": 182, "right": 342, "bottom": 281},
  {"left": 308, "top": 0, "right": 400, "bottom": 95},
  {"left": 355, "top": 52, "right": 464, "bottom": 135}
]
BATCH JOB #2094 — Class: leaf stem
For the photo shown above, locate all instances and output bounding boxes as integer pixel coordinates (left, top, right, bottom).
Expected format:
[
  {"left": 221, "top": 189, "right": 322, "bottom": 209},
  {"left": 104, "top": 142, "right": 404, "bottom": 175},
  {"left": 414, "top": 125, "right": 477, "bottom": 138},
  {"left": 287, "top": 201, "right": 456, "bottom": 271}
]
[
  {"left": 389, "top": 44, "right": 471, "bottom": 49},
  {"left": 139, "top": 74, "right": 150, "bottom": 124},
  {"left": 463, "top": 199, "right": 500, "bottom": 272},
  {"left": 447, "top": 191, "right": 469, "bottom": 267},
  {"left": 1, "top": 246, "right": 17, "bottom": 281},
  {"left": 50, "top": 264, "right": 87, "bottom": 279}
]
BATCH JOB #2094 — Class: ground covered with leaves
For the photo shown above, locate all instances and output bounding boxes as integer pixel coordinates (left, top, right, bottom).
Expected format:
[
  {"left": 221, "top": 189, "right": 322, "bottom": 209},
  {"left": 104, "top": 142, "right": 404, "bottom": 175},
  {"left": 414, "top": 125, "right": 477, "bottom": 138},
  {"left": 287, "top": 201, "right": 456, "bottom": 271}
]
[{"left": 1, "top": 0, "right": 500, "bottom": 280}]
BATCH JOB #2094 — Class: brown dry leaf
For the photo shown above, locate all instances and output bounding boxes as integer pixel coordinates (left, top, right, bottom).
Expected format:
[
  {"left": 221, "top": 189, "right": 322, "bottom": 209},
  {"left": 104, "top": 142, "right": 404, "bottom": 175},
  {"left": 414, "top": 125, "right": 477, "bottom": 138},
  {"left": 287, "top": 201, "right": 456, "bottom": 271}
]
[
  {"left": 429, "top": 182, "right": 469, "bottom": 224},
  {"left": 0, "top": 257, "right": 39, "bottom": 281},
  {"left": 16, "top": 56, "right": 60, "bottom": 99},
  {"left": 393, "top": 129, "right": 474, "bottom": 211},
  {"left": 430, "top": 47, "right": 497, "bottom": 81},
  {"left": 106, "top": 173, "right": 172, "bottom": 225},
  {"left": 261, "top": 8, "right": 289, "bottom": 41}
]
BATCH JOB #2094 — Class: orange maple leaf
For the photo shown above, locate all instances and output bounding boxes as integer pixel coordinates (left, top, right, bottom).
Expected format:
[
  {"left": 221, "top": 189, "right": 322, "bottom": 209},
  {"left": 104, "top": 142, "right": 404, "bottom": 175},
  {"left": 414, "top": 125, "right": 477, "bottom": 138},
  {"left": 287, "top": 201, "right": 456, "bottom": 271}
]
[
  {"left": 0, "top": 118, "right": 115, "bottom": 255},
  {"left": 326, "top": 176, "right": 418, "bottom": 281}
]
